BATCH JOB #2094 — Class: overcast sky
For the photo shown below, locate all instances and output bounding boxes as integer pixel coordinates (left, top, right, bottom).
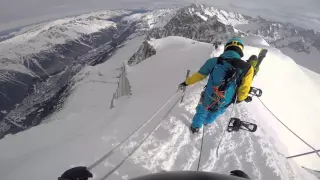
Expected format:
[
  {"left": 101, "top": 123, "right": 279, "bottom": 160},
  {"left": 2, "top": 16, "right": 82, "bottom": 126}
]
[{"left": 0, "top": 0, "right": 320, "bottom": 32}]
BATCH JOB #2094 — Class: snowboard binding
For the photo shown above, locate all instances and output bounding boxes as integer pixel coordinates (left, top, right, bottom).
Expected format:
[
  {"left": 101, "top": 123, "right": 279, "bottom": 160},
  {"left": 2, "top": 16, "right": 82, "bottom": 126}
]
[
  {"left": 227, "top": 118, "right": 257, "bottom": 132},
  {"left": 249, "top": 87, "right": 263, "bottom": 97}
]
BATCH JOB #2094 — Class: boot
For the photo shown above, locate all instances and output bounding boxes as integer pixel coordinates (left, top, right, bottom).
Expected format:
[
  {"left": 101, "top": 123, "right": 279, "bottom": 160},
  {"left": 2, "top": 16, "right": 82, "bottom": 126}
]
[{"left": 190, "top": 126, "right": 200, "bottom": 134}]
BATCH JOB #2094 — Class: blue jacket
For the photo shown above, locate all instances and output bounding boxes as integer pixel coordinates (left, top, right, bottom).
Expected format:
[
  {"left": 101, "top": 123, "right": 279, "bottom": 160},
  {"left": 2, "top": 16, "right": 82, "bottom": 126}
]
[{"left": 185, "top": 50, "right": 254, "bottom": 107}]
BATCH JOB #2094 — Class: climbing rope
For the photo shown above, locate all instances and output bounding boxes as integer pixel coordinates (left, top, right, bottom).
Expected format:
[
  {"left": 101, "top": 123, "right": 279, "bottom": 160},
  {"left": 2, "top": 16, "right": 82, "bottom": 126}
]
[
  {"left": 196, "top": 127, "right": 205, "bottom": 171},
  {"left": 87, "top": 90, "right": 182, "bottom": 170},
  {"left": 257, "top": 97, "right": 320, "bottom": 158},
  {"left": 100, "top": 91, "right": 183, "bottom": 180},
  {"left": 215, "top": 96, "right": 238, "bottom": 157},
  {"left": 287, "top": 149, "right": 320, "bottom": 159}
]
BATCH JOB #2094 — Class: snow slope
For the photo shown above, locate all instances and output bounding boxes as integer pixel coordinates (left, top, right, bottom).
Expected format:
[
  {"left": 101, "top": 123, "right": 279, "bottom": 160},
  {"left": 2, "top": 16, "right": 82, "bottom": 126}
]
[
  {"left": 0, "top": 36, "right": 317, "bottom": 180},
  {"left": 299, "top": 66, "right": 320, "bottom": 94},
  {"left": 277, "top": 46, "right": 320, "bottom": 74},
  {"left": 247, "top": 45, "right": 320, "bottom": 154},
  {"left": 241, "top": 35, "right": 270, "bottom": 48}
]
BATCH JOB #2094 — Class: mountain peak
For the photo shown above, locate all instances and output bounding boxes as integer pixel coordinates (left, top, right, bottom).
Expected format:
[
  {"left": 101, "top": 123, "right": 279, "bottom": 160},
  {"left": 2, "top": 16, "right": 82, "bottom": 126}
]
[{"left": 188, "top": 2, "right": 205, "bottom": 10}]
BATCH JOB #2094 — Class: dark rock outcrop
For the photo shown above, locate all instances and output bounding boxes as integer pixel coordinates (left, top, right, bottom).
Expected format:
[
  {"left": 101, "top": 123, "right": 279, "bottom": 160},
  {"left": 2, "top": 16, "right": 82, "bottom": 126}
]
[{"left": 128, "top": 41, "right": 156, "bottom": 66}]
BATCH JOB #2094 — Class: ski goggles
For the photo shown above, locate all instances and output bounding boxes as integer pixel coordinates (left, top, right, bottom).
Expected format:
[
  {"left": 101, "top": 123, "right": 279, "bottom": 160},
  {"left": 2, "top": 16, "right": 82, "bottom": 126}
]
[{"left": 224, "top": 41, "right": 244, "bottom": 51}]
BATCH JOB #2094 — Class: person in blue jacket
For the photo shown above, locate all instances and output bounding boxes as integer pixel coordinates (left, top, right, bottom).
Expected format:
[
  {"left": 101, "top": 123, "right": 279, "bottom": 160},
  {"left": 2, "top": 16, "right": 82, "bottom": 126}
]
[{"left": 179, "top": 38, "right": 254, "bottom": 133}]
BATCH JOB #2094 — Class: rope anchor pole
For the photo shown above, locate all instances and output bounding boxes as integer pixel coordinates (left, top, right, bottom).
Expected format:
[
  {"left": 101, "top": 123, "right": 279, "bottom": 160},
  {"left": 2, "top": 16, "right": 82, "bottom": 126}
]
[
  {"left": 180, "top": 70, "right": 190, "bottom": 103},
  {"left": 87, "top": 91, "right": 180, "bottom": 171},
  {"left": 99, "top": 93, "right": 182, "bottom": 180}
]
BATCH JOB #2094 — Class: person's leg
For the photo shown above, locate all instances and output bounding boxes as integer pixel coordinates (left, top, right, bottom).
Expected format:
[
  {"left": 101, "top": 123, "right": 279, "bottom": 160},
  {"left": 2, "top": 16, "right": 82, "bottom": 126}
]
[
  {"left": 204, "top": 108, "right": 227, "bottom": 125},
  {"left": 191, "top": 104, "right": 208, "bottom": 128}
]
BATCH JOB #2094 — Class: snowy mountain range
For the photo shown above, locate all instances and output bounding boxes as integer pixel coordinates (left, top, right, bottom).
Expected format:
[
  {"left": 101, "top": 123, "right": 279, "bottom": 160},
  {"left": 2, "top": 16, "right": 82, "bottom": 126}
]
[
  {"left": 0, "top": 3, "right": 319, "bottom": 180},
  {"left": 147, "top": 4, "right": 243, "bottom": 43}
]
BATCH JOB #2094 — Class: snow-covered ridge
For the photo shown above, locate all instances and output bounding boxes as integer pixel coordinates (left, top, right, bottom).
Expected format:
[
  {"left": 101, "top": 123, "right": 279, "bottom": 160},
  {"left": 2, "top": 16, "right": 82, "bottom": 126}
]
[
  {"left": 0, "top": 10, "right": 130, "bottom": 68},
  {"left": 121, "top": 9, "right": 177, "bottom": 30},
  {"left": 0, "top": 36, "right": 318, "bottom": 180},
  {"left": 185, "top": 3, "right": 248, "bottom": 26},
  {"left": 236, "top": 15, "right": 320, "bottom": 53},
  {"left": 146, "top": 4, "right": 246, "bottom": 44},
  {"left": 128, "top": 40, "right": 156, "bottom": 65}
]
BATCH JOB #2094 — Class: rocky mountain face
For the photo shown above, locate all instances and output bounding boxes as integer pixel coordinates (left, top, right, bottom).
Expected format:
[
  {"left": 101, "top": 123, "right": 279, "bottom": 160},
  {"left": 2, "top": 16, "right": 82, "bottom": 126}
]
[
  {"left": 121, "top": 9, "right": 178, "bottom": 32},
  {"left": 148, "top": 4, "right": 245, "bottom": 44},
  {"left": 128, "top": 4, "right": 248, "bottom": 66},
  {"left": 128, "top": 41, "right": 156, "bottom": 66},
  {"left": 239, "top": 16, "right": 320, "bottom": 73},
  {"left": 0, "top": 12, "right": 138, "bottom": 138},
  {"left": 241, "top": 16, "right": 320, "bottom": 53}
]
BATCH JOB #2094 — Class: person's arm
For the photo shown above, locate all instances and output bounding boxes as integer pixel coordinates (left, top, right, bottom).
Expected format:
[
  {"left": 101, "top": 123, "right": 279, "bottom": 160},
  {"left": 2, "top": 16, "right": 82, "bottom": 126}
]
[
  {"left": 185, "top": 72, "right": 206, "bottom": 85},
  {"left": 184, "top": 58, "right": 217, "bottom": 85},
  {"left": 237, "top": 66, "right": 254, "bottom": 101}
]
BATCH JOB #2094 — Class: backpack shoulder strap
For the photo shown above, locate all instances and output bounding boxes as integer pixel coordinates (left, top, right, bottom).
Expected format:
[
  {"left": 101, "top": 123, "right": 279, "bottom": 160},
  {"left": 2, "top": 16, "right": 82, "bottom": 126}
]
[
  {"left": 208, "top": 57, "right": 219, "bottom": 75},
  {"left": 208, "top": 57, "right": 231, "bottom": 75},
  {"left": 218, "top": 57, "right": 250, "bottom": 72},
  {"left": 215, "top": 57, "right": 252, "bottom": 91},
  {"left": 218, "top": 58, "right": 252, "bottom": 106},
  {"left": 218, "top": 57, "right": 251, "bottom": 79}
]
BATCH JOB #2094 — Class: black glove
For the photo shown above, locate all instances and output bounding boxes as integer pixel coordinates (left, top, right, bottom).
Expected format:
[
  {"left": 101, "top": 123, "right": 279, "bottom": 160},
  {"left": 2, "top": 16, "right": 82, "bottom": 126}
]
[
  {"left": 178, "top": 82, "right": 188, "bottom": 90},
  {"left": 245, "top": 96, "right": 252, "bottom": 103},
  {"left": 230, "top": 170, "right": 251, "bottom": 179},
  {"left": 58, "top": 166, "right": 93, "bottom": 180}
]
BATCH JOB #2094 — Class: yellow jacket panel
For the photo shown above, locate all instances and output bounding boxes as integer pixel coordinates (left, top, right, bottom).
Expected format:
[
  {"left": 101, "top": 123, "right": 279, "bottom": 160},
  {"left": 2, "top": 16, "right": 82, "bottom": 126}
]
[
  {"left": 237, "top": 66, "right": 254, "bottom": 101},
  {"left": 184, "top": 66, "right": 254, "bottom": 102},
  {"left": 185, "top": 72, "right": 207, "bottom": 85}
]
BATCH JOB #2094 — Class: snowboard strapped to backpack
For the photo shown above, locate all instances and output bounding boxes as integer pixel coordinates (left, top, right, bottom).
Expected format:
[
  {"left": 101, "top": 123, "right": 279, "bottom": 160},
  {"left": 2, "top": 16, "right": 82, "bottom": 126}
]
[{"left": 203, "top": 57, "right": 251, "bottom": 112}]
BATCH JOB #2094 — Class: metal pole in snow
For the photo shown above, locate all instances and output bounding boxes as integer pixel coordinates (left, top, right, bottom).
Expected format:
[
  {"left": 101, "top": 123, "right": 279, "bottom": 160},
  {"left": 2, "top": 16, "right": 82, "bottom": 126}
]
[
  {"left": 180, "top": 70, "right": 190, "bottom": 103},
  {"left": 287, "top": 150, "right": 320, "bottom": 159},
  {"left": 110, "top": 93, "right": 116, "bottom": 109}
]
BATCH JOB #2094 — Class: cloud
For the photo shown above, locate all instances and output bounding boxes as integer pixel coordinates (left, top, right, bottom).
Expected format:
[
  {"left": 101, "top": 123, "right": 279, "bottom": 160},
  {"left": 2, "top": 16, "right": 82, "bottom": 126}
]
[
  {"left": 0, "top": 0, "right": 188, "bottom": 32},
  {"left": 1, "top": 0, "right": 320, "bottom": 32}
]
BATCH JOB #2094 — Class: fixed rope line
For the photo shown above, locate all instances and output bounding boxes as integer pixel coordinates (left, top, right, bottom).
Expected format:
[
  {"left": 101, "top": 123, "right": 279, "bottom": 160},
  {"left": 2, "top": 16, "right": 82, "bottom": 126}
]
[
  {"left": 196, "top": 127, "right": 205, "bottom": 171},
  {"left": 287, "top": 149, "right": 320, "bottom": 159},
  {"left": 216, "top": 96, "right": 238, "bottom": 157},
  {"left": 100, "top": 92, "right": 183, "bottom": 180},
  {"left": 257, "top": 97, "right": 320, "bottom": 158},
  {"left": 87, "top": 90, "right": 181, "bottom": 170}
]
